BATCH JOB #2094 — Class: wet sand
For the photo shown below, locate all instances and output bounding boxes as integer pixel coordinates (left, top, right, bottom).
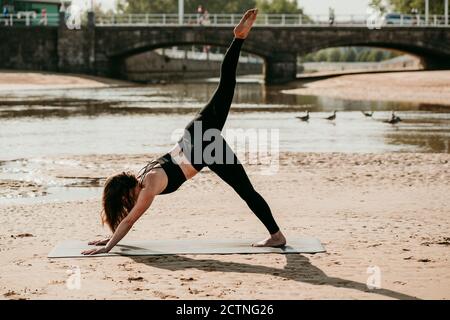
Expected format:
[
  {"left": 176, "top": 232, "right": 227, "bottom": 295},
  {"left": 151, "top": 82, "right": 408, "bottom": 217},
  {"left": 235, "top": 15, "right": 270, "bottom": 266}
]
[
  {"left": 284, "top": 70, "right": 450, "bottom": 107},
  {"left": 0, "top": 152, "right": 449, "bottom": 299},
  {"left": 2, "top": 70, "right": 449, "bottom": 108}
]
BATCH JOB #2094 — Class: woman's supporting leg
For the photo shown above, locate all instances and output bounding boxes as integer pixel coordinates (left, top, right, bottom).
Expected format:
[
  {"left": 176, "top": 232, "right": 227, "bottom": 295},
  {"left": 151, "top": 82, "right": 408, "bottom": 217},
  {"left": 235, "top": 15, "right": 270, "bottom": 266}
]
[{"left": 207, "top": 139, "right": 281, "bottom": 236}]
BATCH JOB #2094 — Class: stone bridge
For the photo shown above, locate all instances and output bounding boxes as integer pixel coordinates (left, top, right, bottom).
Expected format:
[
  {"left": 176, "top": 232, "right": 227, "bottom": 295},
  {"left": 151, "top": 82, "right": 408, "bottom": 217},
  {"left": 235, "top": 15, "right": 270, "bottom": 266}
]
[{"left": 2, "top": 18, "right": 450, "bottom": 84}]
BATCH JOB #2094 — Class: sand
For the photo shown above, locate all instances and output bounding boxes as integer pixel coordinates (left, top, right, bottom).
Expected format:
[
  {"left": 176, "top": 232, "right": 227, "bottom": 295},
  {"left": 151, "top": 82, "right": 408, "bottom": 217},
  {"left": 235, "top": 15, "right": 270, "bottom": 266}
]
[
  {"left": 284, "top": 70, "right": 450, "bottom": 106},
  {"left": 0, "top": 69, "right": 449, "bottom": 299},
  {"left": 0, "top": 71, "right": 130, "bottom": 90},
  {"left": 0, "top": 152, "right": 449, "bottom": 300}
]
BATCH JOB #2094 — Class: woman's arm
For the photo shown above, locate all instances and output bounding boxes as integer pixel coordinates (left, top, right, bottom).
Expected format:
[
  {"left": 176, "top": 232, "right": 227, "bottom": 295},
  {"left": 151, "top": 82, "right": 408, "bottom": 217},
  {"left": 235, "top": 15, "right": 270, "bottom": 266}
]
[
  {"left": 88, "top": 237, "right": 111, "bottom": 246},
  {"left": 82, "top": 185, "right": 156, "bottom": 255},
  {"left": 105, "top": 192, "right": 154, "bottom": 250}
]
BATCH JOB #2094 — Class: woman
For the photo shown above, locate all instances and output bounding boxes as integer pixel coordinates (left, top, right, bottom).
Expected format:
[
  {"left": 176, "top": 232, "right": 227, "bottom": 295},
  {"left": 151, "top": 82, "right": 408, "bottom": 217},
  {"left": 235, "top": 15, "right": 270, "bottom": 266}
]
[{"left": 83, "top": 9, "right": 286, "bottom": 255}]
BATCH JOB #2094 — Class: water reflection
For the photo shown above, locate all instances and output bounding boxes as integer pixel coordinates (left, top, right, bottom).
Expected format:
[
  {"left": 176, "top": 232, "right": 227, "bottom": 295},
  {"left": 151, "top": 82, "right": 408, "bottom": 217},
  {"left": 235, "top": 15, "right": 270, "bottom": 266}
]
[
  {"left": 1, "top": 81, "right": 449, "bottom": 155},
  {"left": 3, "top": 82, "right": 449, "bottom": 119}
]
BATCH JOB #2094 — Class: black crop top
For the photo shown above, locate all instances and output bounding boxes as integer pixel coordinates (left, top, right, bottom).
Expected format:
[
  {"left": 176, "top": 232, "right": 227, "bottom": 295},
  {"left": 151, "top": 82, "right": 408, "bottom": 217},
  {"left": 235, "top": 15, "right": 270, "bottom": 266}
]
[{"left": 137, "top": 153, "right": 187, "bottom": 195}]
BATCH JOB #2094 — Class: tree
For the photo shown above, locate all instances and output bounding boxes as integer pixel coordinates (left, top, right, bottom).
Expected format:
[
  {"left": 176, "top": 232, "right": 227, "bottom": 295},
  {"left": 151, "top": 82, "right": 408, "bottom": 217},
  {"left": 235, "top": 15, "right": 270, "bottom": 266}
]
[
  {"left": 374, "top": 0, "right": 446, "bottom": 15},
  {"left": 369, "top": 0, "right": 389, "bottom": 14},
  {"left": 345, "top": 48, "right": 357, "bottom": 62},
  {"left": 117, "top": 0, "right": 173, "bottom": 14},
  {"left": 93, "top": 1, "right": 114, "bottom": 15},
  {"left": 301, "top": 53, "right": 314, "bottom": 62},
  {"left": 366, "top": 49, "right": 385, "bottom": 62},
  {"left": 256, "top": 0, "right": 303, "bottom": 14},
  {"left": 186, "top": 0, "right": 257, "bottom": 13},
  {"left": 117, "top": 0, "right": 258, "bottom": 14},
  {"left": 314, "top": 50, "right": 328, "bottom": 62},
  {"left": 327, "top": 48, "right": 341, "bottom": 62},
  {"left": 118, "top": 0, "right": 305, "bottom": 14},
  {"left": 357, "top": 50, "right": 370, "bottom": 62},
  {"left": 302, "top": 46, "right": 398, "bottom": 63}
]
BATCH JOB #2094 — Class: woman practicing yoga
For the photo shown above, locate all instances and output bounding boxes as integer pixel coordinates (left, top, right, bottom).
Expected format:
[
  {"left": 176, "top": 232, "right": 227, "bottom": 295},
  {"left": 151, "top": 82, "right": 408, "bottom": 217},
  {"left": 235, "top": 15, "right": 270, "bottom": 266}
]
[{"left": 83, "top": 9, "right": 286, "bottom": 255}]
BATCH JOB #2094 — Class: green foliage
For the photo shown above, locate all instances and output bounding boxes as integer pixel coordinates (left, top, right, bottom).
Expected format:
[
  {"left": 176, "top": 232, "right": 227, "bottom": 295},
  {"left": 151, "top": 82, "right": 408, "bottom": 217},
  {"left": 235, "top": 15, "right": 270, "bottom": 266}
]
[
  {"left": 255, "top": 0, "right": 303, "bottom": 14},
  {"left": 93, "top": 2, "right": 114, "bottom": 15},
  {"left": 117, "top": 0, "right": 176, "bottom": 13},
  {"left": 117, "top": 0, "right": 304, "bottom": 14},
  {"left": 372, "top": 0, "right": 447, "bottom": 15},
  {"left": 346, "top": 48, "right": 357, "bottom": 62},
  {"left": 327, "top": 48, "right": 341, "bottom": 62},
  {"left": 300, "top": 47, "right": 401, "bottom": 63},
  {"left": 395, "top": 0, "right": 446, "bottom": 14},
  {"left": 367, "top": 50, "right": 385, "bottom": 62},
  {"left": 369, "top": 0, "right": 388, "bottom": 14},
  {"left": 185, "top": 0, "right": 257, "bottom": 13},
  {"left": 117, "top": 0, "right": 256, "bottom": 14},
  {"left": 357, "top": 50, "right": 370, "bottom": 62},
  {"left": 315, "top": 50, "right": 328, "bottom": 62}
]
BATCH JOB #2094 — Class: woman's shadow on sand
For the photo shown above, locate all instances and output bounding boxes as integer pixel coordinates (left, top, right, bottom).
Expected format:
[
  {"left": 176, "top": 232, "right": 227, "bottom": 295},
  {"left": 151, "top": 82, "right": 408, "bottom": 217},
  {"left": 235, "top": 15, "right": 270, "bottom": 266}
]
[{"left": 129, "top": 253, "right": 419, "bottom": 300}]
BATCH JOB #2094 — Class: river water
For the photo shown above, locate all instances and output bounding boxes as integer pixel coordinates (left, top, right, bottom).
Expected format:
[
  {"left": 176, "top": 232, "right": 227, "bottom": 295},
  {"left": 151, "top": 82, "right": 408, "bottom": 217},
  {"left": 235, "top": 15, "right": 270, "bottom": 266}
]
[{"left": 1, "top": 78, "right": 449, "bottom": 204}]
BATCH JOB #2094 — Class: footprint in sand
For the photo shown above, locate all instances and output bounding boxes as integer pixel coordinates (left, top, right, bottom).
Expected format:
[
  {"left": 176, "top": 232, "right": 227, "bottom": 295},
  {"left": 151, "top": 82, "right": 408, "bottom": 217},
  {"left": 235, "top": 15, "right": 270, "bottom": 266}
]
[
  {"left": 10, "top": 233, "right": 34, "bottom": 239},
  {"left": 127, "top": 276, "right": 144, "bottom": 282}
]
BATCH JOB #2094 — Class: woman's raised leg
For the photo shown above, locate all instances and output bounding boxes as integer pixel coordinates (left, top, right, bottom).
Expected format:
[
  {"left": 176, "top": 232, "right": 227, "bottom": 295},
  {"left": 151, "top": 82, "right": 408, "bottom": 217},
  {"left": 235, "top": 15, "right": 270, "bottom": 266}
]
[
  {"left": 195, "top": 9, "right": 258, "bottom": 132},
  {"left": 179, "top": 9, "right": 259, "bottom": 170}
]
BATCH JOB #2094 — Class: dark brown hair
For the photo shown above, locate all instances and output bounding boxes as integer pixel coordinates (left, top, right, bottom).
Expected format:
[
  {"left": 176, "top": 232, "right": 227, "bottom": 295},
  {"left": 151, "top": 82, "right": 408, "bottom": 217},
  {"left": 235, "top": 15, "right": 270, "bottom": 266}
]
[{"left": 101, "top": 172, "right": 139, "bottom": 232}]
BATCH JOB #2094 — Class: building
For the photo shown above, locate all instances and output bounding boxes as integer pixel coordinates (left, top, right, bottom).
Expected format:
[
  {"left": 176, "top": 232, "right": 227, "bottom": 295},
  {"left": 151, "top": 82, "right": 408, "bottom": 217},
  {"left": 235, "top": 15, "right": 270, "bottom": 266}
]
[{"left": 1, "top": 0, "right": 70, "bottom": 26}]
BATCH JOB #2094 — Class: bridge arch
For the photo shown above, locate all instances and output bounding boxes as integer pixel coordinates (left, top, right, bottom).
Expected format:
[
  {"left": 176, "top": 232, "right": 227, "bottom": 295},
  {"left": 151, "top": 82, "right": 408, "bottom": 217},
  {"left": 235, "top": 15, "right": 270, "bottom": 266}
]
[
  {"left": 94, "top": 26, "right": 295, "bottom": 82},
  {"left": 285, "top": 26, "right": 448, "bottom": 71},
  {"left": 83, "top": 26, "right": 450, "bottom": 84},
  {"left": 110, "top": 41, "right": 267, "bottom": 82},
  {"left": 296, "top": 41, "right": 449, "bottom": 70}
]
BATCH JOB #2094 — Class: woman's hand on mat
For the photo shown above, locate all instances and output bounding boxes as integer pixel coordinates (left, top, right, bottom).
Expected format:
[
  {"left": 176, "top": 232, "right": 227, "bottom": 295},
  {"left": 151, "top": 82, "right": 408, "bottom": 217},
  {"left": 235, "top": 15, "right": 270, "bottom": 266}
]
[
  {"left": 88, "top": 237, "right": 111, "bottom": 246},
  {"left": 82, "top": 246, "right": 110, "bottom": 255}
]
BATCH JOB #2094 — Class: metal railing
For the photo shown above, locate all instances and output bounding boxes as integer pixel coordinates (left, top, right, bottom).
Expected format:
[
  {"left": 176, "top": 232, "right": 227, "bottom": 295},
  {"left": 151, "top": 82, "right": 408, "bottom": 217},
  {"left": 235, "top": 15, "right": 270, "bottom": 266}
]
[
  {"left": 95, "top": 13, "right": 450, "bottom": 27},
  {"left": 1, "top": 12, "right": 448, "bottom": 27},
  {"left": 0, "top": 12, "right": 59, "bottom": 26}
]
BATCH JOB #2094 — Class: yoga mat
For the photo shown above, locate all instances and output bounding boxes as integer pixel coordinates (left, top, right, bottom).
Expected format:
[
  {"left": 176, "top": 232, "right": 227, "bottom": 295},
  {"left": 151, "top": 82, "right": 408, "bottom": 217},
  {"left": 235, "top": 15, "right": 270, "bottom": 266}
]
[{"left": 48, "top": 237, "right": 325, "bottom": 258}]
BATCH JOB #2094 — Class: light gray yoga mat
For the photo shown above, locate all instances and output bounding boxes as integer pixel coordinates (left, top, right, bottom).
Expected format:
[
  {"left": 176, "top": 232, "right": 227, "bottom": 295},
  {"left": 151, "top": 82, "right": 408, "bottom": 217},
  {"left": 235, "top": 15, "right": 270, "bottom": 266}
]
[{"left": 48, "top": 237, "right": 325, "bottom": 258}]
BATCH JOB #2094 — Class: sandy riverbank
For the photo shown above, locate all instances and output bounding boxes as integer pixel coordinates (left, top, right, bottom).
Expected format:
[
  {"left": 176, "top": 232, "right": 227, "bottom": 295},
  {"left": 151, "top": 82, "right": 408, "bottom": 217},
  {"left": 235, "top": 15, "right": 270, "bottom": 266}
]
[
  {"left": 0, "top": 71, "right": 131, "bottom": 90},
  {"left": 0, "top": 152, "right": 449, "bottom": 299},
  {"left": 284, "top": 70, "right": 450, "bottom": 107}
]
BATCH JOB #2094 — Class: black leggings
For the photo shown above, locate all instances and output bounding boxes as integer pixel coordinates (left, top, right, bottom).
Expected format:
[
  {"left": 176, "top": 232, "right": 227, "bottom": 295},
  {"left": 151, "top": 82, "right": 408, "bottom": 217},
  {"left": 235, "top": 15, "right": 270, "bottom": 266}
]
[{"left": 179, "top": 37, "right": 280, "bottom": 235}]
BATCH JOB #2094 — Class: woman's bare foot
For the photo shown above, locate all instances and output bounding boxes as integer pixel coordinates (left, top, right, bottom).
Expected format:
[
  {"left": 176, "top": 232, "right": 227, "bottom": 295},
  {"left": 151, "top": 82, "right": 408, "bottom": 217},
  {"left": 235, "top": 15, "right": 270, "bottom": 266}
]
[
  {"left": 252, "top": 230, "right": 287, "bottom": 248},
  {"left": 234, "top": 8, "right": 258, "bottom": 39}
]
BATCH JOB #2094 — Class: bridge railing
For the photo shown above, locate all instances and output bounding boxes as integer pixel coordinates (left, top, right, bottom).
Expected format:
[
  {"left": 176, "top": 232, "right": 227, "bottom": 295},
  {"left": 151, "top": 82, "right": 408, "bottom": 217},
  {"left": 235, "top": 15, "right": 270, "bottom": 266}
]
[
  {"left": 95, "top": 13, "right": 450, "bottom": 27},
  {"left": 0, "top": 12, "right": 59, "bottom": 26},
  {"left": 1, "top": 12, "right": 448, "bottom": 27}
]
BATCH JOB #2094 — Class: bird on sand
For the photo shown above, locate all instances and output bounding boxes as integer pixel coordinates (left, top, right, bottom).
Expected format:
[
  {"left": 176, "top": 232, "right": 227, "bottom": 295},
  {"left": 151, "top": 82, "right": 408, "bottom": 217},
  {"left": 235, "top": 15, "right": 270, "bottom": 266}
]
[
  {"left": 326, "top": 110, "right": 337, "bottom": 121},
  {"left": 296, "top": 110, "right": 309, "bottom": 121},
  {"left": 384, "top": 111, "right": 402, "bottom": 124}
]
